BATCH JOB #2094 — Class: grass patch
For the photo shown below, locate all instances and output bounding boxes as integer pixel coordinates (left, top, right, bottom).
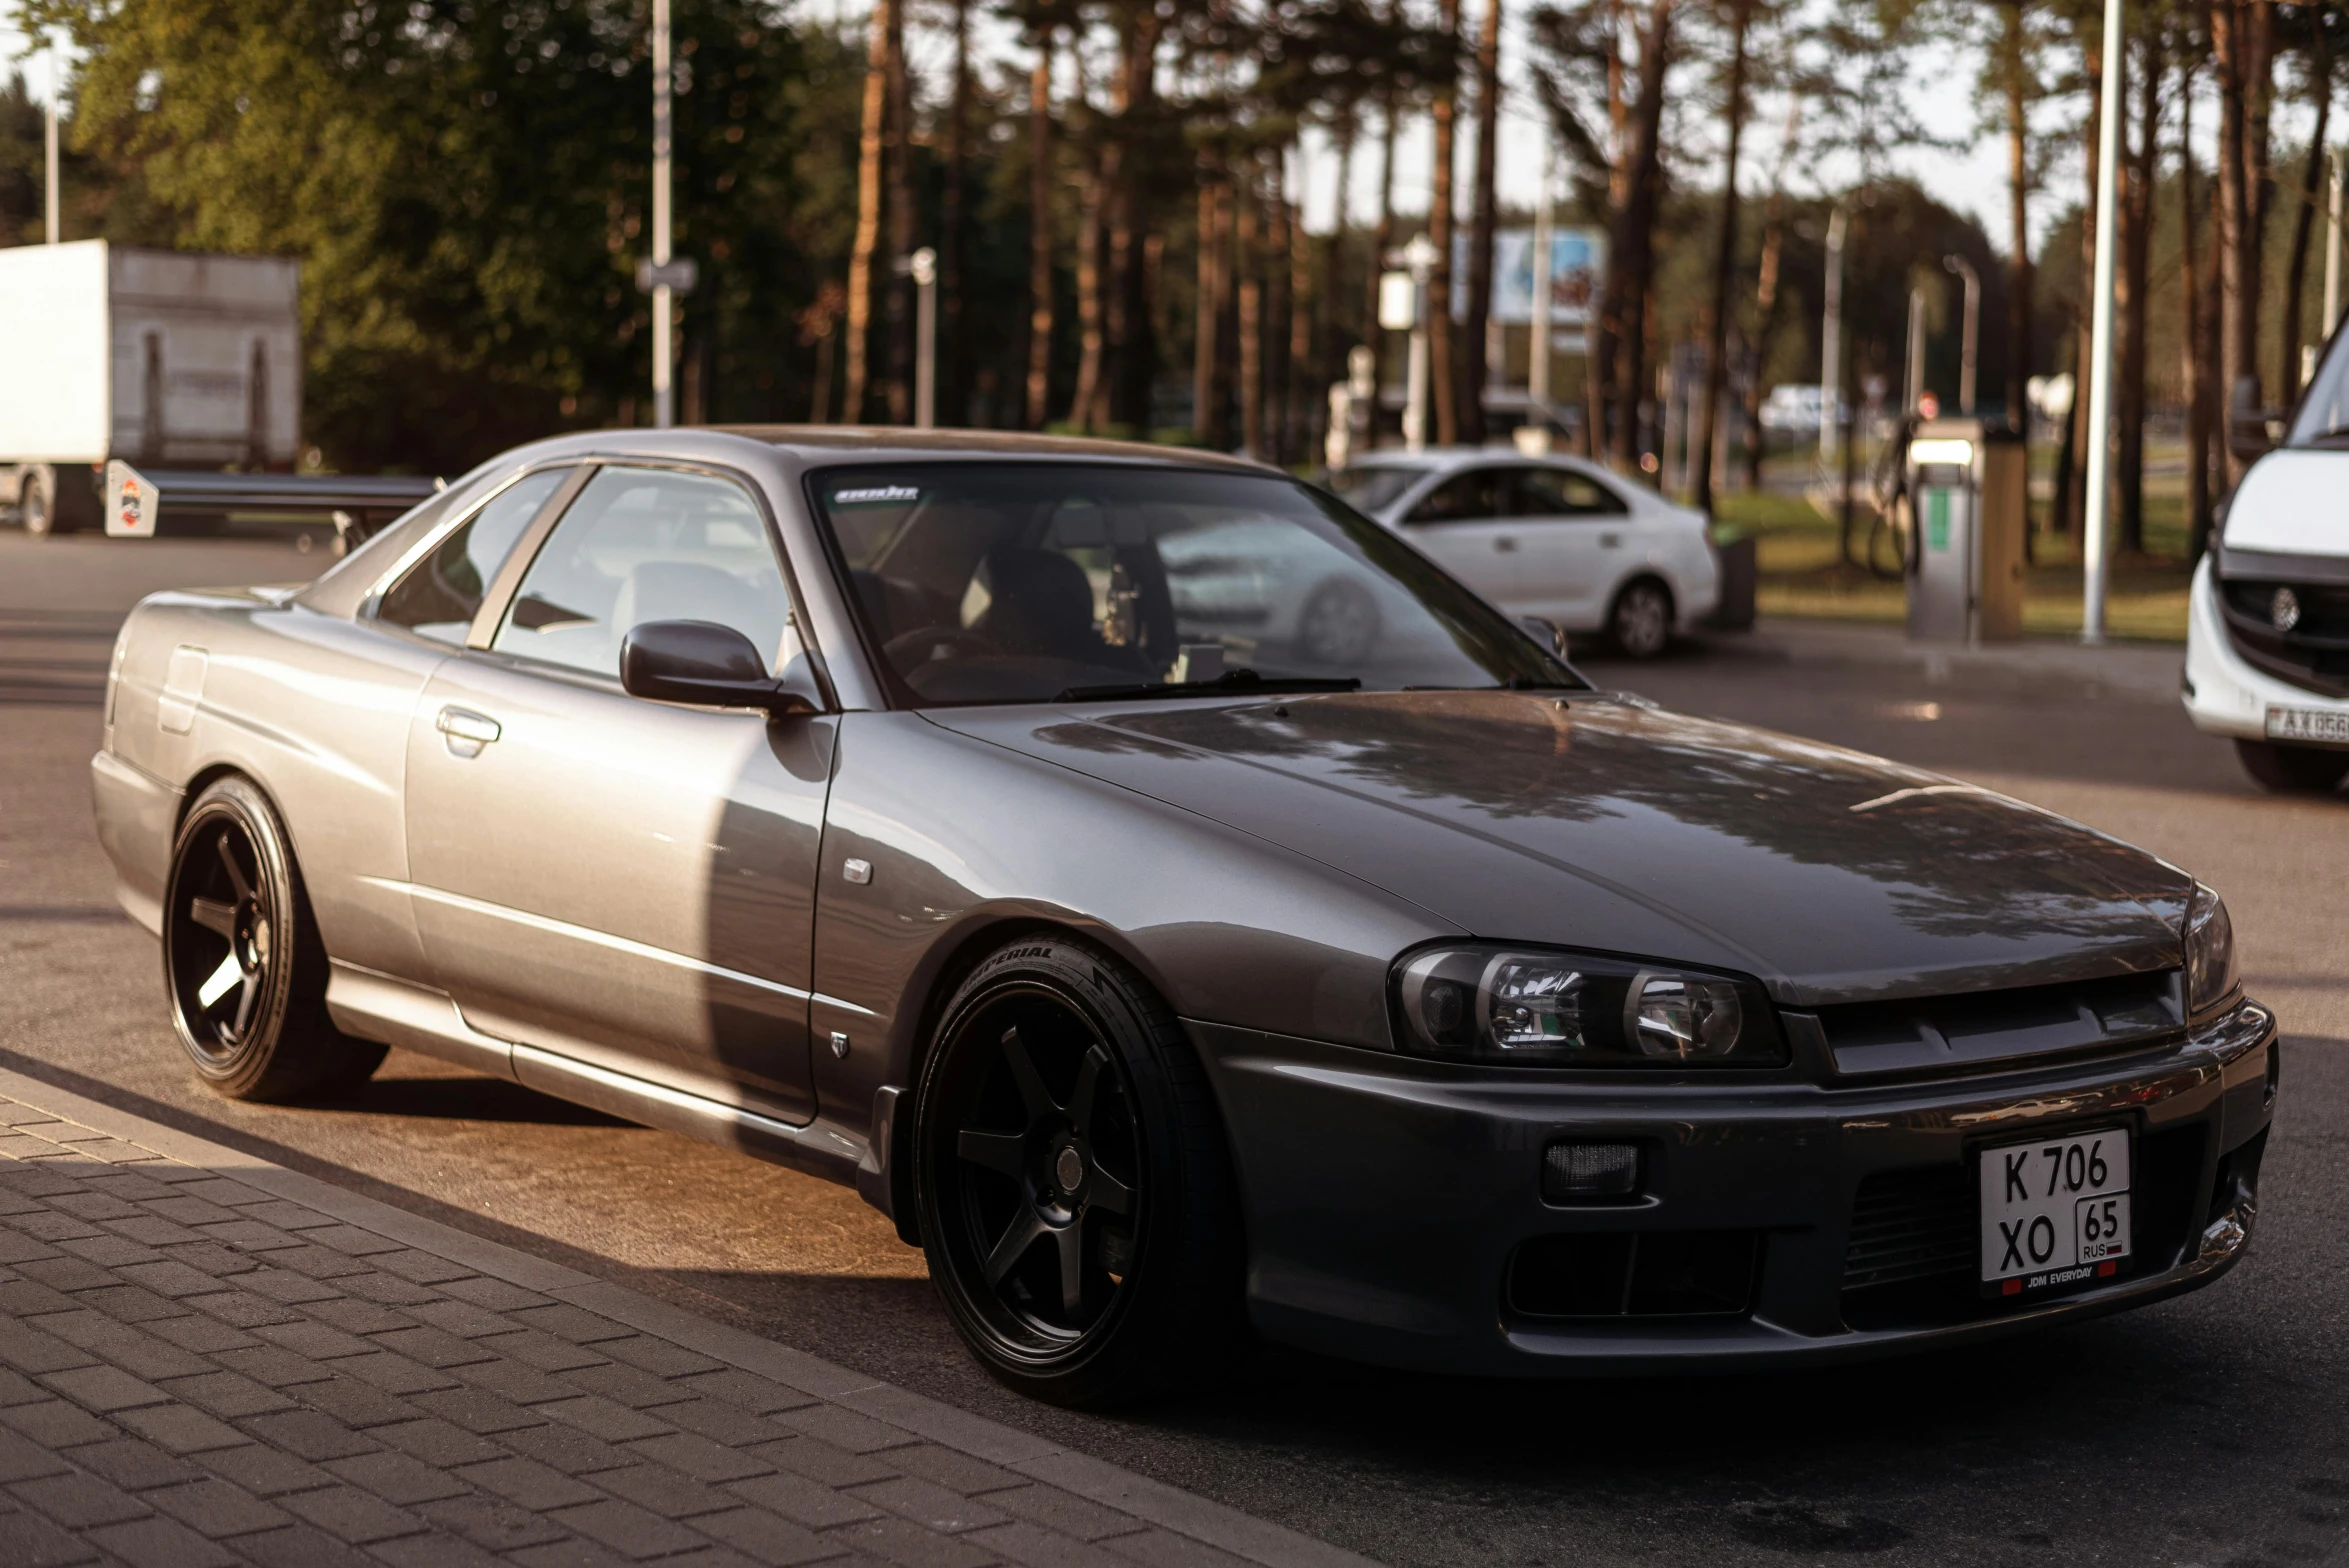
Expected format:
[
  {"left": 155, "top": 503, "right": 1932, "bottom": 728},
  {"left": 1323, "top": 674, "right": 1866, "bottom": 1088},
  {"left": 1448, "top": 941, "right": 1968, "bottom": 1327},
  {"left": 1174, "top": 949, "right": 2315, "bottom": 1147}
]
[{"left": 1710, "top": 466, "right": 2193, "bottom": 644}]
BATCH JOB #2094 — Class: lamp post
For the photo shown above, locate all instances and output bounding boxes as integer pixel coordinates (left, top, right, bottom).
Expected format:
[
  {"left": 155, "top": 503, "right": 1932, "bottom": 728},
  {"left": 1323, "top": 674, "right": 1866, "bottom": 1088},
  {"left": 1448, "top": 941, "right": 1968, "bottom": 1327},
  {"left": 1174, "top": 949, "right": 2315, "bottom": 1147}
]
[
  {"left": 1400, "top": 233, "right": 1440, "bottom": 453},
  {"left": 2080, "top": 0, "right": 2124, "bottom": 645},
  {"left": 1944, "top": 254, "right": 1980, "bottom": 415},
  {"left": 1820, "top": 207, "right": 1846, "bottom": 467},
  {"left": 906, "top": 248, "right": 938, "bottom": 429},
  {"left": 1903, "top": 288, "right": 1926, "bottom": 413}
]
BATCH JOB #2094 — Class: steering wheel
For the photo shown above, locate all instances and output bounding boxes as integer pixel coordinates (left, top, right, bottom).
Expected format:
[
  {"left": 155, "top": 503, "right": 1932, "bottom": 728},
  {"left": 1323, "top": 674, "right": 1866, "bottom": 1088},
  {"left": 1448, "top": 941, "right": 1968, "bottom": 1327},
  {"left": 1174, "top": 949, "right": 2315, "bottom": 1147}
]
[{"left": 884, "top": 626, "right": 998, "bottom": 666}]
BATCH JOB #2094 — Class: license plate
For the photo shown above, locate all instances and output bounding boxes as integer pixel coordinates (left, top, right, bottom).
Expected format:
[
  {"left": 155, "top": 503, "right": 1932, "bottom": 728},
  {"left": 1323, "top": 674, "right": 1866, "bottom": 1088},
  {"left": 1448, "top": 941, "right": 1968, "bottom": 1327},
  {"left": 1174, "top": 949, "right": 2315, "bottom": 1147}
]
[
  {"left": 2266, "top": 705, "right": 2349, "bottom": 745},
  {"left": 1978, "top": 1130, "right": 2131, "bottom": 1298}
]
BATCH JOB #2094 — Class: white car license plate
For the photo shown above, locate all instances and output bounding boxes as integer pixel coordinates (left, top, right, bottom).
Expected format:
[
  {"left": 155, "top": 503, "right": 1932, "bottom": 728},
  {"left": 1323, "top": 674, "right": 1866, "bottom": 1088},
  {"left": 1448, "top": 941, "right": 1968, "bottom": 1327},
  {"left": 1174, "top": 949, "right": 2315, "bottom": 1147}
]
[
  {"left": 1978, "top": 1130, "right": 2131, "bottom": 1297},
  {"left": 2266, "top": 705, "right": 2349, "bottom": 745}
]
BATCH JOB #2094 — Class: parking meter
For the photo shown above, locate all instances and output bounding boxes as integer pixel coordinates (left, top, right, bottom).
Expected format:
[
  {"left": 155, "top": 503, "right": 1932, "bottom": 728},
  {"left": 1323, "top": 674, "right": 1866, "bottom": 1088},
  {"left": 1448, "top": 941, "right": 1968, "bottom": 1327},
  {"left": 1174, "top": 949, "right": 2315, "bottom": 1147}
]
[{"left": 1903, "top": 416, "right": 2026, "bottom": 644}]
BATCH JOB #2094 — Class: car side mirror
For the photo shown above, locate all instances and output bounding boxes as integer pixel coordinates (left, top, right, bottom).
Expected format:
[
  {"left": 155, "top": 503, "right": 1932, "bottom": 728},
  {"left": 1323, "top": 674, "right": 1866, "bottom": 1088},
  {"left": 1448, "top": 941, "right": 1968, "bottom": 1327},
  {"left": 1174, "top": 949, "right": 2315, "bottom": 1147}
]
[
  {"left": 620, "top": 619, "right": 822, "bottom": 718},
  {"left": 1517, "top": 615, "right": 1566, "bottom": 657},
  {"left": 2229, "top": 375, "right": 2283, "bottom": 463}
]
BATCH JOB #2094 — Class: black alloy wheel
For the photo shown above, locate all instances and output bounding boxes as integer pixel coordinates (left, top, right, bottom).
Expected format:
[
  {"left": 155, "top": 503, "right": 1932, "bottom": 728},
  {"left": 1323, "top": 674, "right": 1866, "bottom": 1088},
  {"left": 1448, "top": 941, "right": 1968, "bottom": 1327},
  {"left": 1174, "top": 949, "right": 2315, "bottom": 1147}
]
[
  {"left": 2235, "top": 738, "right": 2349, "bottom": 793},
  {"left": 1609, "top": 577, "right": 1674, "bottom": 659},
  {"left": 914, "top": 936, "right": 1244, "bottom": 1406},
  {"left": 163, "top": 776, "right": 385, "bottom": 1101}
]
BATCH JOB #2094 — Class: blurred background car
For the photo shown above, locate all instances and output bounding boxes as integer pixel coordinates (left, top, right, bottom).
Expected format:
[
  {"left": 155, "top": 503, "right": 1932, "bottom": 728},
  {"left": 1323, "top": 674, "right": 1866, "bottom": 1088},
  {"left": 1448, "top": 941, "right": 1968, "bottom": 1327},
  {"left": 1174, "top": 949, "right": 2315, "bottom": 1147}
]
[{"left": 1327, "top": 449, "right": 1719, "bottom": 657}]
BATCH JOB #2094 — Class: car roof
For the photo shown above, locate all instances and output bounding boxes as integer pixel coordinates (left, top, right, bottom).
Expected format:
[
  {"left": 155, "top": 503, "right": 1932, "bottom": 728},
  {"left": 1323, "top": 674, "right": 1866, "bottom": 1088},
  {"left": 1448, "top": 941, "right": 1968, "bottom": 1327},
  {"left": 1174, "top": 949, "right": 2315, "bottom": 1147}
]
[
  {"left": 707, "top": 425, "right": 1279, "bottom": 472},
  {"left": 1345, "top": 447, "right": 1610, "bottom": 476}
]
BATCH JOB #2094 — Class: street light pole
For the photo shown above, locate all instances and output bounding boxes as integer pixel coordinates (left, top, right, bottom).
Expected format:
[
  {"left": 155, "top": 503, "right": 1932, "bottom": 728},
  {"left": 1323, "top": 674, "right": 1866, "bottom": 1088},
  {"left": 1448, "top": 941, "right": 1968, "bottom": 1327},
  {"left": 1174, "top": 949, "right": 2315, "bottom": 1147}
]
[
  {"left": 2326, "top": 149, "right": 2344, "bottom": 339},
  {"left": 908, "top": 248, "right": 938, "bottom": 428},
  {"left": 1903, "top": 288, "right": 1926, "bottom": 413},
  {"left": 1402, "top": 233, "right": 1438, "bottom": 453},
  {"left": 1820, "top": 207, "right": 1846, "bottom": 467},
  {"left": 2080, "top": 0, "right": 2124, "bottom": 645},
  {"left": 651, "top": 0, "right": 675, "bottom": 429},
  {"left": 1944, "top": 254, "right": 1980, "bottom": 415},
  {"left": 44, "top": 42, "right": 61, "bottom": 245}
]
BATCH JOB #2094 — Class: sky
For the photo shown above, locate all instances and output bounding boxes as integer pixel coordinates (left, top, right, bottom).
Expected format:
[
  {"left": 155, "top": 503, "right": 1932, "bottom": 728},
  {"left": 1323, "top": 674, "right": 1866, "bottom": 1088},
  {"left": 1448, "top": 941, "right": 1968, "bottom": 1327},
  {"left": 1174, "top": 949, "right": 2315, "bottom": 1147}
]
[{"left": 2, "top": 1, "right": 2211, "bottom": 264}]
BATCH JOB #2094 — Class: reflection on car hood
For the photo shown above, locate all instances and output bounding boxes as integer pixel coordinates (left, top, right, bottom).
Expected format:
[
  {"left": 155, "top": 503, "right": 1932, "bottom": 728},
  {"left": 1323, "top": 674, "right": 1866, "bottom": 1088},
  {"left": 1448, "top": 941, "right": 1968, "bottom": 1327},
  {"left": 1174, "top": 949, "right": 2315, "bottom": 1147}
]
[{"left": 929, "top": 690, "right": 2191, "bottom": 1006}]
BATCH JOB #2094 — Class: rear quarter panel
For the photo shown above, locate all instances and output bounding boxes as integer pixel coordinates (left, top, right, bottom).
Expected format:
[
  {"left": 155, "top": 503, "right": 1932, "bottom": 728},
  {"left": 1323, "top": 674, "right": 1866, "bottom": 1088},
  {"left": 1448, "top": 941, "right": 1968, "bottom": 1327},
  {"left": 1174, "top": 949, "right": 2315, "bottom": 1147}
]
[{"left": 101, "top": 591, "right": 445, "bottom": 978}]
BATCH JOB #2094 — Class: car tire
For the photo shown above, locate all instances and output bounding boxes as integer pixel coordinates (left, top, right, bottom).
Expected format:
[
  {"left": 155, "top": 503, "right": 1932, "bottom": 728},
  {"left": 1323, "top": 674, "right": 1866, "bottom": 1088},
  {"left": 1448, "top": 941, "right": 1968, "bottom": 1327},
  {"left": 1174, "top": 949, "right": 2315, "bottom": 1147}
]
[
  {"left": 1608, "top": 576, "right": 1674, "bottom": 659},
  {"left": 1297, "top": 578, "right": 1381, "bottom": 666},
  {"left": 2234, "top": 738, "right": 2349, "bottom": 793},
  {"left": 20, "top": 472, "right": 53, "bottom": 538},
  {"left": 913, "top": 933, "right": 1245, "bottom": 1408},
  {"left": 162, "top": 776, "right": 387, "bottom": 1101}
]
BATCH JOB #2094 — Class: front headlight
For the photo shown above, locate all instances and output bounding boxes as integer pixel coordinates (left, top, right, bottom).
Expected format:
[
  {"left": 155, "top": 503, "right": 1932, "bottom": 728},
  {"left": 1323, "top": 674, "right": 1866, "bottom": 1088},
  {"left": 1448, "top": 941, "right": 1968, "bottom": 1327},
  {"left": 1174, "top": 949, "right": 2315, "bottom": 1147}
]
[
  {"left": 2183, "top": 883, "right": 2238, "bottom": 1015},
  {"left": 1393, "top": 945, "right": 1788, "bottom": 1067}
]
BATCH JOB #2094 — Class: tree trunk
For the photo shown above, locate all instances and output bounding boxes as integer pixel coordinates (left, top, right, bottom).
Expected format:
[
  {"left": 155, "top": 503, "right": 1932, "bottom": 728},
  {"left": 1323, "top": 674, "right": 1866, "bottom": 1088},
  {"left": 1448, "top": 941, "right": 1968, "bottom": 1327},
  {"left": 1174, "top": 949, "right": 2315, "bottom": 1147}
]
[
  {"left": 1291, "top": 169, "right": 1315, "bottom": 461},
  {"left": 2065, "top": 28, "right": 2101, "bottom": 541},
  {"left": 2182, "top": 64, "right": 2214, "bottom": 555},
  {"left": 1741, "top": 92, "right": 1800, "bottom": 490},
  {"left": 1026, "top": 35, "right": 1055, "bottom": 430},
  {"left": 1330, "top": 108, "right": 1356, "bottom": 365},
  {"left": 942, "top": 0, "right": 970, "bottom": 426},
  {"left": 1429, "top": 0, "right": 1463, "bottom": 448},
  {"left": 2003, "top": 0, "right": 2033, "bottom": 439},
  {"left": 1267, "top": 153, "right": 1295, "bottom": 464},
  {"left": 1195, "top": 173, "right": 1224, "bottom": 446},
  {"left": 1239, "top": 171, "right": 1265, "bottom": 458},
  {"left": 2212, "top": 0, "right": 2274, "bottom": 482},
  {"left": 883, "top": 0, "right": 913, "bottom": 423},
  {"left": 1692, "top": 0, "right": 1751, "bottom": 512},
  {"left": 1073, "top": 148, "right": 1108, "bottom": 431},
  {"left": 2116, "top": 25, "right": 2158, "bottom": 555},
  {"left": 2281, "top": 23, "right": 2333, "bottom": 402},
  {"left": 1107, "top": 10, "right": 1163, "bottom": 433},
  {"left": 845, "top": 0, "right": 893, "bottom": 423},
  {"left": 1461, "top": 0, "right": 1502, "bottom": 445},
  {"left": 1594, "top": 0, "right": 1673, "bottom": 471},
  {"left": 1369, "top": 79, "right": 1401, "bottom": 407}
]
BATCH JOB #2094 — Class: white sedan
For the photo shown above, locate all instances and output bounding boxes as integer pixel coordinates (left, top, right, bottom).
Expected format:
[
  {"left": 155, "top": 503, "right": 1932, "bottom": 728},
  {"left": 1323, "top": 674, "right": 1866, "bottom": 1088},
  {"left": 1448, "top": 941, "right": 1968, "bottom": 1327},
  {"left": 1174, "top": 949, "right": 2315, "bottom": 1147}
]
[{"left": 1328, "top": 449, "right": 1720, "bottom": 658}]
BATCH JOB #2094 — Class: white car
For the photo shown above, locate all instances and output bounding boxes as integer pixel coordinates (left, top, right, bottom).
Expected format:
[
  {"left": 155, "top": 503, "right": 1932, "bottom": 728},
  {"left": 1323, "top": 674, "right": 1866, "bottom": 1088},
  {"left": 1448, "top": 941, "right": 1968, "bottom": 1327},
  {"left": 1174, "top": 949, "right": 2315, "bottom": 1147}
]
[
  {"left": 2184, "top": 340, "right": 2349, "bottom": 791},
  {"left": 1327, "top": 449, "right": 1720, "bottom": 657}
]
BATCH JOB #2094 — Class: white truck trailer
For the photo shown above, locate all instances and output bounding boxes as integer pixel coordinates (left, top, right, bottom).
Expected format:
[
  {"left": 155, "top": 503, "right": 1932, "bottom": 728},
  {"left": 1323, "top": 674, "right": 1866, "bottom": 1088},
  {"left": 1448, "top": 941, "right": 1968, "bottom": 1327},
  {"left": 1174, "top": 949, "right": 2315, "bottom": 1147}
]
[{"left": 0, "top": 241, "right": 434, "bottom": 538}]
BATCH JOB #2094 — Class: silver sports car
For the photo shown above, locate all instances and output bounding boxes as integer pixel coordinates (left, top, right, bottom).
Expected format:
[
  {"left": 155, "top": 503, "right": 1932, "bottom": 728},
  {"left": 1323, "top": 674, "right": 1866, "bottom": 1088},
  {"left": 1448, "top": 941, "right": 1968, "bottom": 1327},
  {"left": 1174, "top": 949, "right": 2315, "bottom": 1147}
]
[{"left": 91, "top": 428, "right": 2276, "bottom": 1406}]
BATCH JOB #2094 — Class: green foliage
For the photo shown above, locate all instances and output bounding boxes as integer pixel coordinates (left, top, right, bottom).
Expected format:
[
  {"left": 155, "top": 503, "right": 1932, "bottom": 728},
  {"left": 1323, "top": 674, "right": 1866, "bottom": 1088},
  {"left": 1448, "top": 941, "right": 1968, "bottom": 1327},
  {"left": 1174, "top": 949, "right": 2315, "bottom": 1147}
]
[{"left": 38, "top": 0, "right": 853, "bottom": 472}]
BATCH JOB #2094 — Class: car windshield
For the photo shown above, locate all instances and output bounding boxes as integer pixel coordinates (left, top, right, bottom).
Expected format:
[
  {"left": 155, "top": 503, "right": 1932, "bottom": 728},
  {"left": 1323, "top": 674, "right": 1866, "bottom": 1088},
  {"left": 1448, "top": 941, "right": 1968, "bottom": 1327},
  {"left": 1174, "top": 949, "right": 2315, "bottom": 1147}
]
[
  {"left": 1325, "top": 463, "right": 1430, "bottom": 513},
  {"left": 808, "top": 463, "right": 1584, "bottom": 707},
  {"left": 2289, "top": 332, "right": 2349, "bottom": 445}
]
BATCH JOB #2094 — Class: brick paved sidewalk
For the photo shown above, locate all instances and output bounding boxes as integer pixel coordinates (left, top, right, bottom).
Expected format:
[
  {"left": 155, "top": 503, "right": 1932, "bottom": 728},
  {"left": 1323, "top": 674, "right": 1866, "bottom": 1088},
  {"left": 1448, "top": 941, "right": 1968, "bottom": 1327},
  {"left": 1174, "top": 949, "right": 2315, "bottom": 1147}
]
[{"left": 0, "top": 1068, "right": 1376, "bottom": 1568}]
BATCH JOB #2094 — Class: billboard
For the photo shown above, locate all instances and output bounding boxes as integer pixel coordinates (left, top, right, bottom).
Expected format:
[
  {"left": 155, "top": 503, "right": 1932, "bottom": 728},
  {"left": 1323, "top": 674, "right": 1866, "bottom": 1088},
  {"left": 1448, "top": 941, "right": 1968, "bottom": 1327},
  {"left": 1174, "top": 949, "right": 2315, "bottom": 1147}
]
[{"left": 1451, "top": 228, "right": 1606, "bottom": 326}]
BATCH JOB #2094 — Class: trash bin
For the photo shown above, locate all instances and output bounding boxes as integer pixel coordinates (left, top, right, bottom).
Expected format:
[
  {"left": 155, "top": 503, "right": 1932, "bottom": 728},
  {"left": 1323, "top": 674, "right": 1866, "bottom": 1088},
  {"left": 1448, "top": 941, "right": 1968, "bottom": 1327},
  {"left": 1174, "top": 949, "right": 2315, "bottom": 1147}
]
[
  {"left": 1904, "top": 416, "right": 2025, "bottom": 643},
  {"left": 1708, "top": 529, "right": 1757, "bottom": 631}
]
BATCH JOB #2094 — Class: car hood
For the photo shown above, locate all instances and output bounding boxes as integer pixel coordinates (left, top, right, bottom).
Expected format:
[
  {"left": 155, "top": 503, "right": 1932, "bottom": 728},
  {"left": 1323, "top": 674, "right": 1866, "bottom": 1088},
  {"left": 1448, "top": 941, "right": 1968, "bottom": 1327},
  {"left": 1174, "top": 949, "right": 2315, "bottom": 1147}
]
[
  {"left": 2222, "top": 449, "right": 2349, "bottom": 556},
  {"left": 928, "top": 691, "right": 2192, "bottom": 1006}
]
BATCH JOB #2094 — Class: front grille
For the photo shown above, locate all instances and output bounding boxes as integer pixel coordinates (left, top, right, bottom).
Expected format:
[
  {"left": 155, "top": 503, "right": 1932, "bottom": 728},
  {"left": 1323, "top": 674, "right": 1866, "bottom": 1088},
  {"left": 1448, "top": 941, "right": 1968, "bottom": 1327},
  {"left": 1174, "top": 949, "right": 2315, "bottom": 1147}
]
[
  {"left": 2219, "top": 579, "right": 2349, "bottom": 697},
  {"left": 1839, "top": 1124, "right": 2213, "bottom": 1331},
  {"left": 1843, "top": 1165, "right": 1974, "bottom": 1291},
  {"left": 1507, "top": 1230, "right": 1760, "bottom": 1320},
  {"left": 1812, "top": 970, "right": 2182, "bottom": 1079}
]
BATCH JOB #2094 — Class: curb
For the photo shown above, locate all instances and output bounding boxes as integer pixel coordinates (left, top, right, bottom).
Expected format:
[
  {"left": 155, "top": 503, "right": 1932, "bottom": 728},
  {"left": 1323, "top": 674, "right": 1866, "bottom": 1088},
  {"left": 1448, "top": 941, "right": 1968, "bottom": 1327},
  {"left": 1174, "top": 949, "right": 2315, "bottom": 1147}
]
[{"left": 0, "top": 1062, "right": 1383, "bottom": 1568}]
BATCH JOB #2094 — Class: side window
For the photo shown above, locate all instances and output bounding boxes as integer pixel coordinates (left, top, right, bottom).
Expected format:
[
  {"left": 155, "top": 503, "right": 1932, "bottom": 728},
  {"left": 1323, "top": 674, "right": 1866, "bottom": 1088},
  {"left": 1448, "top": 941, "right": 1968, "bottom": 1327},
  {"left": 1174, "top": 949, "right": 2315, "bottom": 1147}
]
[
  {"left": 489, "top": 466, "right": 792, "bottom": 679},
  {"left": 377, "top": 469, "right": 568, "bottom": 644},
  {"left": 1513, "top": 467, "right": 1627, "bottom": 518},
  {"left": 1404, "top": 469, "right": 1507, "bottom": 525}
]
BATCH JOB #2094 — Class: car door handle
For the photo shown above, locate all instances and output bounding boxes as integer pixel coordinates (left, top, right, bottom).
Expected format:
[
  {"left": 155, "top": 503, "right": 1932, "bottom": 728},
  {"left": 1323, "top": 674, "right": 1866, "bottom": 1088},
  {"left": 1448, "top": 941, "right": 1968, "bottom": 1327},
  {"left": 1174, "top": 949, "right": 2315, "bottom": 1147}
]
[
  {"left": 1600, "top": 532, "right": 1623, "bottom": 549},
  {"left": 1494, "top": 536, "right": 1518, "bottom": 553},
  {"left": 436, "top": 706, "right": 502, "bottom": 756}
]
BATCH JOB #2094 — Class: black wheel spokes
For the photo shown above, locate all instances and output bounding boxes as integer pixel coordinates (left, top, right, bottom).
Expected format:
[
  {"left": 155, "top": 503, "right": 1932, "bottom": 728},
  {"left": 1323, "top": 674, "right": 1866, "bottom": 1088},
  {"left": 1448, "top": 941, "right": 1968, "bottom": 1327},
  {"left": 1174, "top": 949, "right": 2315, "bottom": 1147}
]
[
  {"left": 952, "top": 1018, "right": 1139, "bottom": 1339},
  {"left": 182, "top": 824, "right": 268, "bottom": 1050}
]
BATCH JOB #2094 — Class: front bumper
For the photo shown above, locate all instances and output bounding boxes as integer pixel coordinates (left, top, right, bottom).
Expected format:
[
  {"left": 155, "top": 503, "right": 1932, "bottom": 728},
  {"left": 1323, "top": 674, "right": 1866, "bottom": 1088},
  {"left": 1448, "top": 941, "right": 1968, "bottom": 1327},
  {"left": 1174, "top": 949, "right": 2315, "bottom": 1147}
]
[
  {"left": 2184, "top": 554, "right": 2347, "bottom": 739},
  {"left": 1191, "top": 999, "right": 2277, "bottom": 1376}
]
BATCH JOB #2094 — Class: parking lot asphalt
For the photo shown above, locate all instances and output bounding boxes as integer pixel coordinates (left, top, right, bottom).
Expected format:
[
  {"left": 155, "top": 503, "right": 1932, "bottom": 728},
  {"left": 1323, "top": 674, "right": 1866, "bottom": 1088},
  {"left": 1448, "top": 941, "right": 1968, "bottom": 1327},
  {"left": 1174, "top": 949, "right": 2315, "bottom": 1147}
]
[{"left": 3, "top": 527, "right": 2344, "bottom": 1567}]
